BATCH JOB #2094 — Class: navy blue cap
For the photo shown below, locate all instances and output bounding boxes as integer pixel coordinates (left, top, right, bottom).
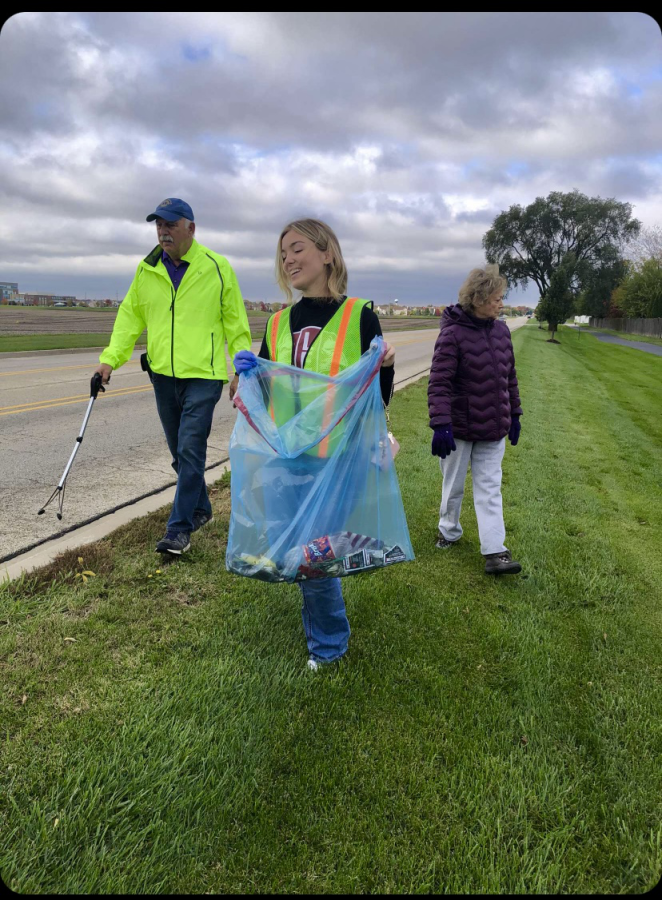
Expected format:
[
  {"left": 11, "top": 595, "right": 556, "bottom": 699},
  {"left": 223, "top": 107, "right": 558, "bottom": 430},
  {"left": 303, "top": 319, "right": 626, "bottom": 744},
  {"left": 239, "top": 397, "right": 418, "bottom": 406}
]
[{"left": 146, "top": 198, "right": 194, "bottom": 222}]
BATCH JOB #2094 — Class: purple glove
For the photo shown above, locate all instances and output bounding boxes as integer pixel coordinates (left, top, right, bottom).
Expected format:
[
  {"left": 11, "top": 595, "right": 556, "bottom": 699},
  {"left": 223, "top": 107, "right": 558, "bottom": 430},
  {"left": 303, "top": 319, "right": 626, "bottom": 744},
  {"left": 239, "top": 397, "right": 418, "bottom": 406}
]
[
  {"left": 508, "top": 416, "right": 521, "bottom": 446},
  {"left": 431, "top": 425, "right": 456, "bottom": 459},
  {"left": 233, "top": 350, "right": 258, "bottom": 373}
]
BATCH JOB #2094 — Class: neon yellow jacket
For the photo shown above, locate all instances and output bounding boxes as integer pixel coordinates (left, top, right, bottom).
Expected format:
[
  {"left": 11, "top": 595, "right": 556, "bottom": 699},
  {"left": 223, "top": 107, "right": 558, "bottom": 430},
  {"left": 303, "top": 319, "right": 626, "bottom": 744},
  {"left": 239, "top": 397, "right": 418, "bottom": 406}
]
[{"left": 100, "top": 239, "right": 251, "bottom": 380}]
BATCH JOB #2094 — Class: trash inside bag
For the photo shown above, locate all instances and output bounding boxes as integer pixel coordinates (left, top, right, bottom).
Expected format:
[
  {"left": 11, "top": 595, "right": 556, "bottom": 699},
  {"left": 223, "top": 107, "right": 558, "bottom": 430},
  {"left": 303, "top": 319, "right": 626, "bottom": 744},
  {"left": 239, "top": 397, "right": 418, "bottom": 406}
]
[{"left": 226, "top": 338, "right": 414, "bottom": 583}]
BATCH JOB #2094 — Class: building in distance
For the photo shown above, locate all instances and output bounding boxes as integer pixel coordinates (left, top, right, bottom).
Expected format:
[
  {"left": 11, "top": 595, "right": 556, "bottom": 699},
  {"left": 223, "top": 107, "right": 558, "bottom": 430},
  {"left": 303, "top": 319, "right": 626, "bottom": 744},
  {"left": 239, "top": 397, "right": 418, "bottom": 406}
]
[
  {"left": 19, "top": 293, "right": 78, "bottom": 307},
  {"left": 0, "top": 281, "right": 19, "bottom": 303}
]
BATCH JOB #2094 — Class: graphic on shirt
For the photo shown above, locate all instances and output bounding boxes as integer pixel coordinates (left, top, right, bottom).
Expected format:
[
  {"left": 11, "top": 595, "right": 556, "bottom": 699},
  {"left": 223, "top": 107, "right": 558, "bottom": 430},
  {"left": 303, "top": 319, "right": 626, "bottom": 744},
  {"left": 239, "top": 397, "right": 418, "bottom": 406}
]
[{"left": 292, "top": 326, "right": 321, "bottom": 368}]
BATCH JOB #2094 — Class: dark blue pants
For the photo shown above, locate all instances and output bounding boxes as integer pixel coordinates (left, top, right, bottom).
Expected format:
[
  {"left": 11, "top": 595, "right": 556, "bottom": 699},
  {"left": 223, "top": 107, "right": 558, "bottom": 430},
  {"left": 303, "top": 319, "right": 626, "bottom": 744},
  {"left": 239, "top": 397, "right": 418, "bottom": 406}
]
[{"left": 152, "top": 374, "right": 223, "bottom": 534}]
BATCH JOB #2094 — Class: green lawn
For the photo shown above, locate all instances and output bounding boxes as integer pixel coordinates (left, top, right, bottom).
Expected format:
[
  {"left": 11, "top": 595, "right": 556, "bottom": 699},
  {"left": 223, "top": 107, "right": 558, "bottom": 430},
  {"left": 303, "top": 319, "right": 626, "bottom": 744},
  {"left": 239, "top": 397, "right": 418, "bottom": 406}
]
[
  {"left": 1, "top": 325, "right": 661, "bottom": 893},
  {"left": 0, "top": 334, "right": 146, "bottom": 353}
]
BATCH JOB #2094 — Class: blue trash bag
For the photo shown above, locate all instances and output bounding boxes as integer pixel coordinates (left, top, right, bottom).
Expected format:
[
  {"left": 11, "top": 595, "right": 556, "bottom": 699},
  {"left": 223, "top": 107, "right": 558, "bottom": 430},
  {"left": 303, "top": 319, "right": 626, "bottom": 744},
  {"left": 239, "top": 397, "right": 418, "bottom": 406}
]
[{"left": 226, "top": 337, "right": 415, "bottom": 583}]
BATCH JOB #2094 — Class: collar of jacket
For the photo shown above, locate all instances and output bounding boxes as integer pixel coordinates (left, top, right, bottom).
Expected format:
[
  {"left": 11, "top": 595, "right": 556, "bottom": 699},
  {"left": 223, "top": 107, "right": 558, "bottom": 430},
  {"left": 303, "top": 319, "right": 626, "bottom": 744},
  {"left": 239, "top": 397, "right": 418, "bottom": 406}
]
[
  {"left": 142, "top": 238, "right": 202, "bottom": 269},
  {"left": 442, "top": 303, "right": 492, "bottom": 330},
  {"left": 465, "top": 310, "right": 493, "bottom": 328}
]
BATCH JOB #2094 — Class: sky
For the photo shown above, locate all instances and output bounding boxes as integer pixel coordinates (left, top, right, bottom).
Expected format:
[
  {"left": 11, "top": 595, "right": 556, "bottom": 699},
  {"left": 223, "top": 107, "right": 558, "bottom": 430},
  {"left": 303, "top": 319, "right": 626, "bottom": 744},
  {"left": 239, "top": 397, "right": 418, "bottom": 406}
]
[{"left": 0, "top": 12, "right": 661, "bottom": 306}]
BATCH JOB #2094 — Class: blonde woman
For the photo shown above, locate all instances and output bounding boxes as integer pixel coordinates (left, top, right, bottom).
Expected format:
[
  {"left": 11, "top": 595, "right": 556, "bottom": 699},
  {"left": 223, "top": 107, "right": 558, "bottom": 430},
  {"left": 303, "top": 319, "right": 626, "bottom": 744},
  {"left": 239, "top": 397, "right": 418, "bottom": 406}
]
[
  {"left": 427, "top": 265, "right": 523, "bottom": 575},
  {"left": 233, "top": 218, "right": 395, "bottom": 668}
]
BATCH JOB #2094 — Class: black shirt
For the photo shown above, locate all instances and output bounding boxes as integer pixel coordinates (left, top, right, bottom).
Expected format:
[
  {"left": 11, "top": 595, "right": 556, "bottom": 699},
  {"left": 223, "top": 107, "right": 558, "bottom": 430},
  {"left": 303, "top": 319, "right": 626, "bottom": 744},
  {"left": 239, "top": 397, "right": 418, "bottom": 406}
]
[{"left": 258, "top": 296, "right": 394, "bottom": 406}]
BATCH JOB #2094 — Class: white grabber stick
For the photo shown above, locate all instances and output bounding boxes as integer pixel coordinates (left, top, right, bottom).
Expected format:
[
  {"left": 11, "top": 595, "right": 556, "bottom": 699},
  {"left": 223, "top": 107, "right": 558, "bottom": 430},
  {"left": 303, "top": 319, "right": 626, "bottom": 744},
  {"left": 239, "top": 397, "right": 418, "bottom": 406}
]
[{"left": 37, "top": 372, "right": 106, "bottom": 520}]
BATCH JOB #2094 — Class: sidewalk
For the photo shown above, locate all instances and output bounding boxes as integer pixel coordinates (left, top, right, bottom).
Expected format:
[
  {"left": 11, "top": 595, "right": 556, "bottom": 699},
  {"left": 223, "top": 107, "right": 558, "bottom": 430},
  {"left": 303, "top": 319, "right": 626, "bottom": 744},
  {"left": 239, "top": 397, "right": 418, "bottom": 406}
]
[{"left": 581, "top": 330, "right": 662, "bottom": 357}]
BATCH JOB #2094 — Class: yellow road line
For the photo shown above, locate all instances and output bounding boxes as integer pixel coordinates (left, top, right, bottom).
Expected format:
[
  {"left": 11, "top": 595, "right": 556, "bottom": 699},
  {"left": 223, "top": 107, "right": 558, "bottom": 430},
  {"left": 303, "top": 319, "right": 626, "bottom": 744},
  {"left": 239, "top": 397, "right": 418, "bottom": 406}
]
[
  {"left": 0, "top": 362, "right": 139, "bottom": 378},
  {"left": 0, "top": 384, "right": 150, "bottom": 412},
  {"left": 0, "top": 386, "right": 152, "bottom": 416}
]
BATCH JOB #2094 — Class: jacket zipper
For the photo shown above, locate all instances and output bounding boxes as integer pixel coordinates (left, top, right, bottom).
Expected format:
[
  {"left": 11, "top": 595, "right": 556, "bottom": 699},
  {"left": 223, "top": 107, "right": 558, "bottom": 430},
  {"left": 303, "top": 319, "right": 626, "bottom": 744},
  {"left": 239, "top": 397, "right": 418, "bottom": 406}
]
[
  {"left": 169, "top": 285, "right": 176, "bottom": 377},
  {"left": 486, "top": 324, "right": 501, "bottom": 434},
  {"left": 210, "top": 333, "right": 215, "bottom": 375}
]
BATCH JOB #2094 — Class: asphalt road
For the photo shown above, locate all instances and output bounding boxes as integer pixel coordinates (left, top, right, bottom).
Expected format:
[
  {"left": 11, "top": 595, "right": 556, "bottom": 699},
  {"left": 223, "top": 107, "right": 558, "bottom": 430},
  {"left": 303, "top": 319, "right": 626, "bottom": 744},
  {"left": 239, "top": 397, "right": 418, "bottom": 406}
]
[{"left": 1, "top": 319, "right": 527, "bottom": 560}]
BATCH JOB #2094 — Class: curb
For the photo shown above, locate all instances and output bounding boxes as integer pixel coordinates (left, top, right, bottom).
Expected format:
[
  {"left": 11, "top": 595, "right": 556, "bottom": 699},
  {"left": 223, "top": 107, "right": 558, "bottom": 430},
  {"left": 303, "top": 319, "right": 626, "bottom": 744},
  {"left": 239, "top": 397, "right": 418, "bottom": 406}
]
[{"left": 1, "top": 461, "right": 230, "bottom": 583}]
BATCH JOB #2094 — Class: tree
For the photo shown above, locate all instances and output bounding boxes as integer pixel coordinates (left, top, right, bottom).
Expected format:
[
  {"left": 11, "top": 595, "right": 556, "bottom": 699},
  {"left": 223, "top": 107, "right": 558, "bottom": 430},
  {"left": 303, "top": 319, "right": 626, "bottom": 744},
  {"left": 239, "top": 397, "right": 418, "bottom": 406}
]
[
  {"left": 536, "top": 253, "right": 577, "bottom": 342},
  {"left": 575, "top": 252, "right": 629, "bottom": 318},
  {"left": 483, "top": 189, "right": 640, "bottom": 319},
  {"left": 618, "top": 258, "right": 662, "bottom": 318},
  {"left": 625, "top": 224, "right": 662, "bottom": 269}
]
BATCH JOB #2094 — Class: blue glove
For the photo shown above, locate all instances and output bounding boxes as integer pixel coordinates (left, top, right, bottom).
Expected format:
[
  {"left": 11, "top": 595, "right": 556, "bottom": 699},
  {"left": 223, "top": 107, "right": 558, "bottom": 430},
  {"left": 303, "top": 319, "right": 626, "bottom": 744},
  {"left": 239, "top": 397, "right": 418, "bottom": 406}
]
[
  {"left": 508, "top": 416, "right": 521, "bottom": 446},
  {"left": 233, "top": 350, "right": 258, "bottom": 374},
  {"left": 431, "top": 425, "right": 456, "bottom": 459}
]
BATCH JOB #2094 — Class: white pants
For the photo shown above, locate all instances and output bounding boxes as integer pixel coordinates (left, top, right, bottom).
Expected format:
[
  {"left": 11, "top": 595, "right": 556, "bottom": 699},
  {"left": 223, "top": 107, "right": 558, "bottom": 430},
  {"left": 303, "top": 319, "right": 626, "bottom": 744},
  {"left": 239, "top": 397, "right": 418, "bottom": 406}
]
[{"left": 438, "top": 438, "right": 507, "bottom": 556}]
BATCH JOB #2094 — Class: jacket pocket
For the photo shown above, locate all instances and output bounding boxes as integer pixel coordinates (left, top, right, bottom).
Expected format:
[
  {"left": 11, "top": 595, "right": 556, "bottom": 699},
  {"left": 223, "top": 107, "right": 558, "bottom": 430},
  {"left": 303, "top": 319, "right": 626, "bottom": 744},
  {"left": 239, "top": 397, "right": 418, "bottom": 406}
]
[
  {"left": 210, "top": 332, "right": 215, "bottom": 375},
  {"left": 450, "top": 396, "right": 469, "bottom": 426}
]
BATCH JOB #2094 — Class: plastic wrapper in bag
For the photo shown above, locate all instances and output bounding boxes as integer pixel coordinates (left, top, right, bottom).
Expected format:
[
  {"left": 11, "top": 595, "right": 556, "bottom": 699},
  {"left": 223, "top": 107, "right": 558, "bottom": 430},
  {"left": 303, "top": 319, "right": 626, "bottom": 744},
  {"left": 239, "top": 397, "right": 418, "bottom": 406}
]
[{"left": 226, "top": 337, "right": 414, "bottom": 582}]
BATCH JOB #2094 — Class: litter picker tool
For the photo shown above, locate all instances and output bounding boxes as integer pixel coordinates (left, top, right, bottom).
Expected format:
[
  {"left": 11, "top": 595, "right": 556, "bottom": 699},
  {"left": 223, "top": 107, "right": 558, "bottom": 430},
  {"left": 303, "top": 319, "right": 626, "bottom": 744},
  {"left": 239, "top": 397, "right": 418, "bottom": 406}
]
[{"left": 37, "top": 373, "right": 106, "bottom": 520}]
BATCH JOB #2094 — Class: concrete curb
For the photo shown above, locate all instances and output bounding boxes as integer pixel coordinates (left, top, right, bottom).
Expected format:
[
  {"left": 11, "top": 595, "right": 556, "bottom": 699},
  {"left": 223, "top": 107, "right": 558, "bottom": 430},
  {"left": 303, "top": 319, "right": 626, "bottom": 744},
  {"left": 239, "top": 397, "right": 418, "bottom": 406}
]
[{"left": 1, "top": 462, "right": 230, "bottom": 583}]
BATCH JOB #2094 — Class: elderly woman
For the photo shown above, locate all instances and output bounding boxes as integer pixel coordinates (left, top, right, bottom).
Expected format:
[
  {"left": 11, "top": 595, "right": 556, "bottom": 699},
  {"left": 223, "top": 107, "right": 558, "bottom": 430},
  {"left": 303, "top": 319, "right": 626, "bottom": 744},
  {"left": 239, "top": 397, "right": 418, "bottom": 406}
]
[{"left": 427, "top": 264, "right": 522, "bottom": 575}]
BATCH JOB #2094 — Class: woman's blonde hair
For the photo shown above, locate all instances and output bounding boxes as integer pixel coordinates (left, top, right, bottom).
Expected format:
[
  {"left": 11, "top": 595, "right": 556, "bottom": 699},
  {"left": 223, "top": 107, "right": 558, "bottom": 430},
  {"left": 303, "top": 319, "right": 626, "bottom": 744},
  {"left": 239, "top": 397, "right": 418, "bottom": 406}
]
[
  {"left": 458, "top": 264, "right": 507, "bottom": 312},
  {"left": 275, "top": 218, "right": 348, "bottom": 303}
]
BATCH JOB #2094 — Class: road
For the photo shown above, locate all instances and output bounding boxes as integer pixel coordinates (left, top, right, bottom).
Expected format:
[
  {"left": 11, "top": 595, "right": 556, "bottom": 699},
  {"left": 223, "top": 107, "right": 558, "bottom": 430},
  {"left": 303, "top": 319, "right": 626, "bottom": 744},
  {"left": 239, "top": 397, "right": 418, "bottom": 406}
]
[{"left": 1, "top": 319, "right": 527, "bottom": 561}]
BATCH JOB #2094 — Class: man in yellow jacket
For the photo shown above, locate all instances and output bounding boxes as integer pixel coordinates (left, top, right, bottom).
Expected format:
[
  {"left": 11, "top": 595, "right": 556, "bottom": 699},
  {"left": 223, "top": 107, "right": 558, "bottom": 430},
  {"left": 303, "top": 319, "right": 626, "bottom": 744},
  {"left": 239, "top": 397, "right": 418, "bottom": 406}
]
[{"left": 94, "top": 198, "right": 252, "bottom": 555}]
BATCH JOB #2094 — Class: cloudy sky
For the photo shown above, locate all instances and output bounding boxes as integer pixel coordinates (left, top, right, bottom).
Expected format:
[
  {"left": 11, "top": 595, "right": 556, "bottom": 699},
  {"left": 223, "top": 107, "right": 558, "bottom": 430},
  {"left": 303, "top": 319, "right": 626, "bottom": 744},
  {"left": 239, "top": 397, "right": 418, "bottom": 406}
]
[{"left": 0, "top": 12, "right": 660, "bottom": 306}]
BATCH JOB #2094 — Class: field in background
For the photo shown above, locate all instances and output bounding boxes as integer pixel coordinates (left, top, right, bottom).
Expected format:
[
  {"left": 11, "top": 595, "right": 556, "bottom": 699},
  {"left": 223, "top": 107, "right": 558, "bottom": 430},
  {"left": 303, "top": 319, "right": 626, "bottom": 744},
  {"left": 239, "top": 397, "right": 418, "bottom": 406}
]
[{"left": 0, "top": 307, "right": 441, "bottom": 352}]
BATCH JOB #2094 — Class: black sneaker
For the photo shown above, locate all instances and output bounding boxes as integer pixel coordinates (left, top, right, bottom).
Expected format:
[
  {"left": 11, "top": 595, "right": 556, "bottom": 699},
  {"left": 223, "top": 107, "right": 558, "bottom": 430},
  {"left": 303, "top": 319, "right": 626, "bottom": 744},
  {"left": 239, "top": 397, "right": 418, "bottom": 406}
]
[
  {"left": 484, "top": 550, "right": 521, "bottom": 575},
  {"left": 435, "top": 531, "right": 459, "bottom": 550},
  {"left": 156, "top": 531, "right": 191, "bottom": 555},
  {"left": 191, "top": 511, "right": 214, "bottom": 533}
]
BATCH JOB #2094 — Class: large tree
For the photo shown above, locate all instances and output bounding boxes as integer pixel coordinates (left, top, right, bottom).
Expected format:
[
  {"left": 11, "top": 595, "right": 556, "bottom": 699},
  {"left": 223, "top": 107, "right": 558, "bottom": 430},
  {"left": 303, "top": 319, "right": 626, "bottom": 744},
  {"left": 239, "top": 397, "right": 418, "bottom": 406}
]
[{"left": 482, "top": 190, "right": 640, "bottom": 324}]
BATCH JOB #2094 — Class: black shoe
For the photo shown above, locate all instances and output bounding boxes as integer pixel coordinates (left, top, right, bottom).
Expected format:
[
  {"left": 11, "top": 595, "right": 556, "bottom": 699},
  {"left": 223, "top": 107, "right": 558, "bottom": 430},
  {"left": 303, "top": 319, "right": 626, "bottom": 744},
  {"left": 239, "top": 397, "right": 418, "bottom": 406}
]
[
  {"left": 435, "top": 531, "right": 459, "bottom": 550},
  {"left": 156, "top": 531, "right": 191, "bottom": 555},
  {"left": 484, "top": 550, "right": 521, "bottom": 575},
  {"left": 191, "top": 511, "right": 214, "bottom": 533}
]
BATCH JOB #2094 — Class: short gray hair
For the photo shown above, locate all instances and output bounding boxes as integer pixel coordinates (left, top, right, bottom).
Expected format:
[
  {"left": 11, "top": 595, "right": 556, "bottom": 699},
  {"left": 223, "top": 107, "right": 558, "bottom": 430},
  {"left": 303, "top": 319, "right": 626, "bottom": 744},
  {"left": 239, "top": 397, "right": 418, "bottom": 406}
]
[{"left": 458, "top": 264, "right": 507, "bottom": 312}]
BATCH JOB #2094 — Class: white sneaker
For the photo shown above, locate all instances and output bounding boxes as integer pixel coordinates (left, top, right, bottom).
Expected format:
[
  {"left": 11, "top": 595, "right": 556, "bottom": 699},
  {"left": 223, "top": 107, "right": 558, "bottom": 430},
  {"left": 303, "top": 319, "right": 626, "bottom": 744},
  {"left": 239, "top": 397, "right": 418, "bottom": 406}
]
[{"left": 307, "top": 658, "right": 320, "bottom": 671}]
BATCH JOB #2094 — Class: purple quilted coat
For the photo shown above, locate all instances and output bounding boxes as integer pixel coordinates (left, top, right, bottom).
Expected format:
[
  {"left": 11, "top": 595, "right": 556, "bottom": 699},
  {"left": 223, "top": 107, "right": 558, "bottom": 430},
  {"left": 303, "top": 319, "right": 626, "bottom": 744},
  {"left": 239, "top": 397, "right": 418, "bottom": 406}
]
[{"left": 428, "top": 304, "right": 523, "bottom": 441}]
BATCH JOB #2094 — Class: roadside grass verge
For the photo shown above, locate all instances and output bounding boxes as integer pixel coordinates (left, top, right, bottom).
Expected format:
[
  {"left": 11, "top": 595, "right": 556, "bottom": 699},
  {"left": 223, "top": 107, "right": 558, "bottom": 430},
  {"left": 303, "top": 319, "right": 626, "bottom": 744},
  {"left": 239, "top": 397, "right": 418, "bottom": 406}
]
[
  {"left": 1, "top": 325, "right": 661, "bottom": 893},
  {"left": 0, "top": 334, "right": 146, "bottom": 353}
]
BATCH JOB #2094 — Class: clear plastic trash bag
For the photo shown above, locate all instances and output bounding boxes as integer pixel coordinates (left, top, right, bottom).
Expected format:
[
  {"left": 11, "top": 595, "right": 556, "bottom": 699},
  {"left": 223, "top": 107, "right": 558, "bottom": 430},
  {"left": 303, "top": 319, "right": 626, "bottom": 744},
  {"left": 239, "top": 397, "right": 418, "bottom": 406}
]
[{"left": 226, "top": 337, "right": 415, "bottom": 583}]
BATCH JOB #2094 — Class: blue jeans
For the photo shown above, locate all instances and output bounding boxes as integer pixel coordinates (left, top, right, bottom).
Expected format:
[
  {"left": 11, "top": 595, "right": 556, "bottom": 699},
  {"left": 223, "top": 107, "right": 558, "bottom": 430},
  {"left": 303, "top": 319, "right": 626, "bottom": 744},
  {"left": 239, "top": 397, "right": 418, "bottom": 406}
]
[
  {"left": 152, "top": 374, "right": 223, "bottom": 534},
  {"left": 260, "top": 458, "right": 351, "bottom": 663},
  {"left": 299, "top": 577, "right": 350, "bottom": 663}
]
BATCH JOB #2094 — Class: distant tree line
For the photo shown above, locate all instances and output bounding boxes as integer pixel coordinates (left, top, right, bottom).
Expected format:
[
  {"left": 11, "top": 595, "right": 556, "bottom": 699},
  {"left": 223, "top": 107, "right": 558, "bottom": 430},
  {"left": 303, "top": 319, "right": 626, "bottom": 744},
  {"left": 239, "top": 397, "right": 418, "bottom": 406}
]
[{"left": 482, "top": 189, "right": 661, "bottom": 343}]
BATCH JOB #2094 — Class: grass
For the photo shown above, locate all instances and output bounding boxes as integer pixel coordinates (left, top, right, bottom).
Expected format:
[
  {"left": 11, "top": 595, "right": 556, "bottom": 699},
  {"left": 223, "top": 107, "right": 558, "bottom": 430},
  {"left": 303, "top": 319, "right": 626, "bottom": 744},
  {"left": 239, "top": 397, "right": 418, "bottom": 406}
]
[
  {"left": 1, "top": 325, "right": 661, "bottom": 893},
  {"left": 0, "top": 334, "right": 146, "bottom": 353}
]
